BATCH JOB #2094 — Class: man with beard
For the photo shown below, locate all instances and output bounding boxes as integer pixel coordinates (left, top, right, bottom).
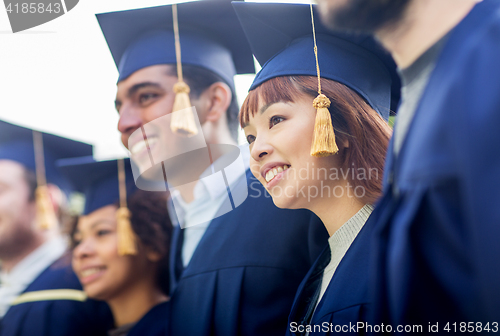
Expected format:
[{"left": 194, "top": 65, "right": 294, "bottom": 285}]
[
  {"left": 0, "top": 120, "right": 113, "bottom": 336},
  {"left": 317, "top": 0, "right": 500, "bottom": 328},
  {"left": 96, "top": 1, "right": 328, "bottom": 335}
]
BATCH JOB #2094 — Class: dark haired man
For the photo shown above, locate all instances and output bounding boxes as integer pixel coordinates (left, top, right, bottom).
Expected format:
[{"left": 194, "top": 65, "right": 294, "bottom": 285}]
[
  {"left": 97, "top": 1, "right": 328, "bottom": 336},
  {"left": 0, "top": 120, "right": 112, "bottom": 336},
  {"left": 317, "top": 0, "right": 500, "bottom": 328}
]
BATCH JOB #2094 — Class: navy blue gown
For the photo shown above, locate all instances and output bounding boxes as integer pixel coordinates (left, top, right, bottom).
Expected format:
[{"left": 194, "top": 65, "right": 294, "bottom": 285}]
[
  {"left": 287, "top": 217, "right": 375, "bottom": 335},
  {"left": 127, "top": 302, "right": 169, "bottom": 336},
  {"left": 168, "top": 171, "right": 329, "bottom": 336},
  {"left": 0, "top": 256, "right": 113, "bottom": 336},
  {"left": 370, "top": 0, "right": 500, "bottom": 329}
]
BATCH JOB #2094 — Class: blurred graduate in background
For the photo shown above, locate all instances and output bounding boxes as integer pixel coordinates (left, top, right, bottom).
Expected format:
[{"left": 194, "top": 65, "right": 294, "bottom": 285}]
[
  {"left": 59, "top": 157, "right": 172, "bottom": 336},
  {"left": 0, "top": 120, "right": 113, "bottom": 336}
]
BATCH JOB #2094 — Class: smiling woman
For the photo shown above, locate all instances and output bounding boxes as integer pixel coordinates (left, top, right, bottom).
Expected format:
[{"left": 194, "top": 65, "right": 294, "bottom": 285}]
[
  {"left": 234, "top": 2, "right": 399, "bottom": 334},
  {"left": 241, "top": 75, "right": 391, "bottom": 208},
  {"left": 59, "top": 157, "right": 172, "bottom": 336}
]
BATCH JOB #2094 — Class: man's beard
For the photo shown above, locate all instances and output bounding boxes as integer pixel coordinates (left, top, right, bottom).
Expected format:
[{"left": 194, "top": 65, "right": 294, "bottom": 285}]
[{"left": 318, "top": 0, "right": 412, "bottom": 34}]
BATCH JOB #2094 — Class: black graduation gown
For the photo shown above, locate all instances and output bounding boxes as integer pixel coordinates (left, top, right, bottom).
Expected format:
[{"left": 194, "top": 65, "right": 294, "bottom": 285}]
[
  {"left": 127, "top": 302, "right": 169, "bottom": 336},
  {"left": 168, "top": 171, "right": 329, "bottom": 336},
  {"left": 0, "top": 256, "right": 113, "bottom": 336},
  {"left": 370, "top": 0, "right": 500, "bottom": 329}
]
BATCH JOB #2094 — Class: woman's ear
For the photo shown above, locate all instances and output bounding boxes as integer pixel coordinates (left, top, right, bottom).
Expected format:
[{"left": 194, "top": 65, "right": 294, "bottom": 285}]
[
  {"left": 146, "top": 249, "right": 162, "bottom": 263},
  {"left": 204, "top": 81, "right": 232, "bottom": 123},
  {"left": 342, "top": 138, "right": 350, "bottom": 149}
]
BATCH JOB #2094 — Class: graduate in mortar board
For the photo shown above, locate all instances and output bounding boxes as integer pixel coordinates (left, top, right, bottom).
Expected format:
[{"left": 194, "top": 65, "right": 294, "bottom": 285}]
[
  {"left": 96, "top": 1, "right": 329, "bottom": 335},
  {"left": 0, "top": 120, "right": 113, "bottom": 336},
  {"left": 234, "top": 3, "right": 399, "bottom": 334},
  {"left": 59, "top": 157, "right": 172, "bottom": 336}
]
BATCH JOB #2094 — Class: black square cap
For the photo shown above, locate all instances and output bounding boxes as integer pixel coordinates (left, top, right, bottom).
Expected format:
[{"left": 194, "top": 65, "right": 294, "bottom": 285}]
[{"left": 96, "top": 0, "right": 255, "bottom": 87}]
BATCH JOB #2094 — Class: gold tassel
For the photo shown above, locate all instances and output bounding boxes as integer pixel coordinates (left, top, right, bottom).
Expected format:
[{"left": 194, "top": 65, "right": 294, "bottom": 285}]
[
  {"left": 309, "top": 5, "right": 338, "bottom": 158},
  {"left": 32, "top": 130, "right": 57, "bottom": 230},
  {"left": 310, "top": 94, "right": 339, "bottom": 157},
  {"left": 169, "top": 4, "right": 198, "bottom": 137},
  {"left": 170, "top": 81, "right": 198, "bottom": 136},
  {"left": 35, "top": 185, "right": 57, "bottom": 230},
  {"left": 116, "top": 159, "right": 138, "bottom": 256},
  {"left": 116, "top": 207, "right": 137, "bottom": 256}
]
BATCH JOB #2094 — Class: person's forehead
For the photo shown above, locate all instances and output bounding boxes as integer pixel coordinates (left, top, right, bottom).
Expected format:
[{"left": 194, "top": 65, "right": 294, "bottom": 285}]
[
  {"left": 0, "top": 159, "right": 27, "bottom": 176},
  {"left": 116, "top": 65, "right": 176, "bottom": 90},
  {"left": 78, "top": 205, "right": 117, "bottom": 229},
  {"left": 0, "top": 160, "right": 28, "bottom": 188},
  {"left": 245, "top": 101, "right": 286, "bottom": 126}
]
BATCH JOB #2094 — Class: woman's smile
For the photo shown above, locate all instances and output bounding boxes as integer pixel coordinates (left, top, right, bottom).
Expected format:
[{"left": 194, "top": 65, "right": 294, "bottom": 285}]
[{"left": 78, "top": 265, "right": 107, "bottom": 286}]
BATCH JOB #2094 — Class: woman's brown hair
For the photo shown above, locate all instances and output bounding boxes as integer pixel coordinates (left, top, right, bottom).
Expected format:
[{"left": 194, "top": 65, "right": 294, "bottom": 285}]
[{"left": 240, "top": 76, "right": 392, "bottom": 205}]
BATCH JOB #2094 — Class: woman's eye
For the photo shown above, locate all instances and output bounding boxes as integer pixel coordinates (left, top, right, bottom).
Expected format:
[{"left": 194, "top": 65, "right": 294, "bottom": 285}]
[
  {"left": 246, "top": 134, "right": 256, "bottom": 145},
  {"left": 96, "top": 230, "right": 111, "bottom": 237},
  {"left": 269, "top": 116, "right": 285, "bottom": 128}
]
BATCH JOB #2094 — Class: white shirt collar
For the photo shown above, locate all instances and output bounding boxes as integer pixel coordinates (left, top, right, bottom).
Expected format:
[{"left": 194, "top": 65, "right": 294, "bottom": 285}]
[
  {"left": 0, "top": 236, "right": 67, "bottom": 317},
  {"left": 167, "top": 145, "right": 250, "bottom": 265},
  {"left": 171, "top": 144, "right": 250, "bottom": 214}
]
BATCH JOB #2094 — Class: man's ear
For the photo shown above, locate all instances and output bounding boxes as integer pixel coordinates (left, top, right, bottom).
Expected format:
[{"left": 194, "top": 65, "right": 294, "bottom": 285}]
[{"left": 204, "top": 82, "right": 232, "bottom": 123}]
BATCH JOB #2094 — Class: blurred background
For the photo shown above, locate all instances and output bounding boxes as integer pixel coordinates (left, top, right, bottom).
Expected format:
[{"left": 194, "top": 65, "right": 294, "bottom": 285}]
[{"left": 0, "top": 0, "right": 311, "bottom": 159}]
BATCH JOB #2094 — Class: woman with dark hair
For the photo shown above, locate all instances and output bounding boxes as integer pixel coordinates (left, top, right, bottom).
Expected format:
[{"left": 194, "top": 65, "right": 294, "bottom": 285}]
[
  {"left": 59, "top": 157, "right": 172, "bottom": 336},
  {"left": 234, "top": 2, "right": 398, "bottom": 334}
]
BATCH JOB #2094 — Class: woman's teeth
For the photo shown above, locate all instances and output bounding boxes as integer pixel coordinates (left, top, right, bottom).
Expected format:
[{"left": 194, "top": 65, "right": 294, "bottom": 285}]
[
  {"left": 265, "top": 165, "right": 290, "bottom": 183},
  {"left": 80, "top": 267, "right": 104, "bottom": 278},
  {"left": 130, "top": 137, "right": 158, "bottom": 155}
]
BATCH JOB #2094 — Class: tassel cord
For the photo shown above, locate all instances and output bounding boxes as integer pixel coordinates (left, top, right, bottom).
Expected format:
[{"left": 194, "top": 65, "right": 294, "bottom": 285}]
[{"left": 172, "top": 4, "right": 183, "bottom": 83}]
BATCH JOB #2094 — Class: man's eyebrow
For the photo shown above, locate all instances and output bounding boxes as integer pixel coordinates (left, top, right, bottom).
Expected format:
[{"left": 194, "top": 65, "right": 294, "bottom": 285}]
[
  {"left": 127, "top": 82, "right": 162, "bottom": 97},
  {"left": 115, "top": 82, "right": 162, "bottom": 110}
]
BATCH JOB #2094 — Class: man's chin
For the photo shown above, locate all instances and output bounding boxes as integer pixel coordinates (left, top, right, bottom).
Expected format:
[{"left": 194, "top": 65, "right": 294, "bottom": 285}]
[
  {"left": 138, "top": 165, "right": 165, "bottom": 181},
  {"left": 317, "top": 0, "right": 411, "bottom": 34},
  {"left": 317, "top": 0, "right": 349, "bottom": 30}
]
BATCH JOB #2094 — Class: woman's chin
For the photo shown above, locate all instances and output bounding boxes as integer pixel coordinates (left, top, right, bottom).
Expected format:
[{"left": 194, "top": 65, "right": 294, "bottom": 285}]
[
  {"left": 83, "top": 284, "right": 110, "bottom": 302},
  {"left": 270, "top": 193, "right": 300, "bottom": 210}
]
